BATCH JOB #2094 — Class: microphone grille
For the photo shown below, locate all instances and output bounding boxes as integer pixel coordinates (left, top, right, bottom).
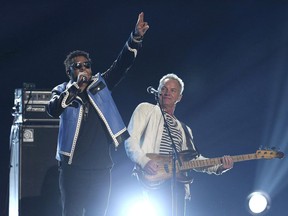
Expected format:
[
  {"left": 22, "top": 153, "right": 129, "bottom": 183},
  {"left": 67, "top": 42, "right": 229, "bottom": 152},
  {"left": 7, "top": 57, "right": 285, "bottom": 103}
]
[{"left": 147, "top": 86, "right": 152, "bottom": 93}]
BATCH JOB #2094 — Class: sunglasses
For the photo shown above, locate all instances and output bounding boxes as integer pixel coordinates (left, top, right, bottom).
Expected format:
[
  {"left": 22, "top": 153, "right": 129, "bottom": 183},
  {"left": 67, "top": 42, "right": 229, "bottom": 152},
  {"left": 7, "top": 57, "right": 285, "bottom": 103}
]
[{"left": 71, "top": 61, "right": 92, "bottom": 70}]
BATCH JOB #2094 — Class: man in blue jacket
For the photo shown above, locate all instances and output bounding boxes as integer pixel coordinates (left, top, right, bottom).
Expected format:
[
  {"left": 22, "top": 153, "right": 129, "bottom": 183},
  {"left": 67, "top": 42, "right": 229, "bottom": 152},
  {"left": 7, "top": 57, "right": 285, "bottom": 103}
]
[{"left": 48, "top": 12, "right": 149, "bottom": 216}]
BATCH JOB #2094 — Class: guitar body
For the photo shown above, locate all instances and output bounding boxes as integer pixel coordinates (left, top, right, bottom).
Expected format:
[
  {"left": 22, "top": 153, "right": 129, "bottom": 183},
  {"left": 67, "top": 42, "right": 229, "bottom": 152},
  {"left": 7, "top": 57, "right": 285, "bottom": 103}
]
[{"left": 133, "top": 151, "right": 194, "bottom": 189}]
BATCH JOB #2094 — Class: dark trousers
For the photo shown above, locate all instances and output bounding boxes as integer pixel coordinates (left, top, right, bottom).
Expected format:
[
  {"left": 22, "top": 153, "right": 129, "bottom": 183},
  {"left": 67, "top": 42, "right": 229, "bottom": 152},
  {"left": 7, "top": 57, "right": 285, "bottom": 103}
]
[
  {"left": 59, "top": 164, "right": 111, "bottom": 216},
  {"left": 142, "top": 180, "right": 187, "bottom": 216}
]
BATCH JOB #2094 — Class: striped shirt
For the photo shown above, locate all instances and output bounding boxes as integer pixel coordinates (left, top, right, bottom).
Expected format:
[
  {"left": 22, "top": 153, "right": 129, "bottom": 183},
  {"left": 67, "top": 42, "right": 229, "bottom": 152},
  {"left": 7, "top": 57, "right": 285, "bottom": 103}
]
[{"left": 159, "top": 112, "right": 183, "bottom": 155}]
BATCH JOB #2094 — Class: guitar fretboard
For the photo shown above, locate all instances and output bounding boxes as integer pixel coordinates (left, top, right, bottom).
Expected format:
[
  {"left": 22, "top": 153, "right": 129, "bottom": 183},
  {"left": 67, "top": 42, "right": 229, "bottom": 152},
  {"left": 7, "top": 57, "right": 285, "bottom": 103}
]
[{"left": 181, "top": 153, "right": 258, "bottom": 171}]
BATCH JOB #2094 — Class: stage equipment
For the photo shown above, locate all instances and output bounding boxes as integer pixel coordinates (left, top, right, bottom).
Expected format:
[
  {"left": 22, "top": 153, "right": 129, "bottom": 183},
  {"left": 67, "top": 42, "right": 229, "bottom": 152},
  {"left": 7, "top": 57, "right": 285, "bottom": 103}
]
[
  {"left": 12, "top": 88, "right": 59, "bottom": 123},
  {"left": 9, "top": 88, "right": 61, "bottom": 216}
]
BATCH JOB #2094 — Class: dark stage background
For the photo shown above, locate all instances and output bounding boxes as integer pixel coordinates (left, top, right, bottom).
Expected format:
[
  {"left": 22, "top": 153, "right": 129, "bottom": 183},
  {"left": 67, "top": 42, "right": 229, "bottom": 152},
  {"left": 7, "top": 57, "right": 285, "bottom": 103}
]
[{"left": 1, "top": 1, "right": 288, "bottom": 215}]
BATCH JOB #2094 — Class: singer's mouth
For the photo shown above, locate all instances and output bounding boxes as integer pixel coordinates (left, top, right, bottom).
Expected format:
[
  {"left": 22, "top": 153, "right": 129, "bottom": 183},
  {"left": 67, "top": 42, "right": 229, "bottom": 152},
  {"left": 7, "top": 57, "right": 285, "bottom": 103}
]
[{"left": 162, "top": 96, "right": 171, "bottom": 100}]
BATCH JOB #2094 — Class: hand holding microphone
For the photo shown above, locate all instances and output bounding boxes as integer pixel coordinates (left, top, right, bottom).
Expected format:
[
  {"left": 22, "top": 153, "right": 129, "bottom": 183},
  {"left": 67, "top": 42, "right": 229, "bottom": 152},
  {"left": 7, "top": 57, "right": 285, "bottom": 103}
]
[
  {"left": 76, "top": 73, "right": 90, "bottom": 93},
  {"left": 66, "top": 74, "right": 89, "bottom": 104},
  {"left": 77, "top": 74, "right": 89, "bottom": 87}
]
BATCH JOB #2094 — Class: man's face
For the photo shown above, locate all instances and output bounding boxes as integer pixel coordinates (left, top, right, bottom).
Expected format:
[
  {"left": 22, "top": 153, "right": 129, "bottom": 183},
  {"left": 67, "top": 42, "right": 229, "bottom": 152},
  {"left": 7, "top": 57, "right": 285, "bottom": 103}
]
[
  {"left": 67, "top": 56, "right": 92, "bottom": 82},
  {"left": 159, "top": 78, "right": 182, "bottom": 109}
]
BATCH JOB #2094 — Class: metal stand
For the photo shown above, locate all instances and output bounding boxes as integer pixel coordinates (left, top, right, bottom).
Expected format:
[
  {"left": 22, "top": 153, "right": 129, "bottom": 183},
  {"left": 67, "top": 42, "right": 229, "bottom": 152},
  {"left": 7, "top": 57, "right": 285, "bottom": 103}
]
[{"left": 155, "top": 94, "right": 182, "bottom": 216}]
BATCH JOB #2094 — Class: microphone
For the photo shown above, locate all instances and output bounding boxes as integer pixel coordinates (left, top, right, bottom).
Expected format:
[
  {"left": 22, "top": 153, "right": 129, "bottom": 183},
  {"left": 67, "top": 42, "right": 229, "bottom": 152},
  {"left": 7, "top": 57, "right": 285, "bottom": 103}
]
[
  {"left": 147, "top": 86, "right": 159, "bottom": 95},
  {"left": 78, "top": 76, "right": 88, "bottom": 86}
]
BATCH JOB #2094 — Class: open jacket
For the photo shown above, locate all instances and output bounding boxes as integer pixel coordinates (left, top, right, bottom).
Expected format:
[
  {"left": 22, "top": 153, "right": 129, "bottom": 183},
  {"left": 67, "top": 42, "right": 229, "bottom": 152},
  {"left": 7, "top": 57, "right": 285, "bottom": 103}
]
[
  {"left": 48, "top": 33, "right": 142, "bottom": 164},
  {"left": 124, "top": 102, "right": 222, "bottom": 174}
]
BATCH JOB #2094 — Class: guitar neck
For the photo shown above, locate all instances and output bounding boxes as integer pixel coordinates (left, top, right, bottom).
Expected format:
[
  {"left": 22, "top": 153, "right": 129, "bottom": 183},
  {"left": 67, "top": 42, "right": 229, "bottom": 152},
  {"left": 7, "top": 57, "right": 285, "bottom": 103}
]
[{"left": 181, "top": 153, "right": 259, "bottom": 171}]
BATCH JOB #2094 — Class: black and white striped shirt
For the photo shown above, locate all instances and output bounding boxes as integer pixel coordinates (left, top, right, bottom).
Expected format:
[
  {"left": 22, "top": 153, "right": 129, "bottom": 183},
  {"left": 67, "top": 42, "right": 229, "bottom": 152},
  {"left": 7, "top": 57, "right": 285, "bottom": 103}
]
[{"left": 159, "top": 112, "right": 183, "bottom": 155}]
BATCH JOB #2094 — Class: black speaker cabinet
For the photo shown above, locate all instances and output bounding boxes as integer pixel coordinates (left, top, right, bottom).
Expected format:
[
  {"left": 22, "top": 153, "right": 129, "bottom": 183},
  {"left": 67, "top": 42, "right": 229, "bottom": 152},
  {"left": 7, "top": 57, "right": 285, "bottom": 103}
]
[{"left": 9, "top": 124, "right": 61, "bottom": 216}]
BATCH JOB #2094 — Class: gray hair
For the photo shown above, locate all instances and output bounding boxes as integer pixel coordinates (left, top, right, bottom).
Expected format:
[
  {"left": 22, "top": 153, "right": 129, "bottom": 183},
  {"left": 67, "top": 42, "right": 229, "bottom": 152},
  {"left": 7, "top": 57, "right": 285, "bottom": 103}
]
[{"left": 158, "top": 73, "right": 184, "bottom": 95}]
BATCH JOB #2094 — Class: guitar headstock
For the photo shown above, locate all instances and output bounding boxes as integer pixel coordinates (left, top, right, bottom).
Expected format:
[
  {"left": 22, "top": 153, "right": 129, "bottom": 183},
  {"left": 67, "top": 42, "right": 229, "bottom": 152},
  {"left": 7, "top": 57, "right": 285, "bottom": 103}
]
[{"left": 256, "top": 149, "right": 285, "bottom": 159}]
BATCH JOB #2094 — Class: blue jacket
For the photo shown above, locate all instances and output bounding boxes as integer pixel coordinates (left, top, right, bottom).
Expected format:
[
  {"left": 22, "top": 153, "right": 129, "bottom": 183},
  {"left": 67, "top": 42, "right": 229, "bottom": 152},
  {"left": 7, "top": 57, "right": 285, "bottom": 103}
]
[{"left": 48, "top": 34, "right": 142, "bottom": 164}]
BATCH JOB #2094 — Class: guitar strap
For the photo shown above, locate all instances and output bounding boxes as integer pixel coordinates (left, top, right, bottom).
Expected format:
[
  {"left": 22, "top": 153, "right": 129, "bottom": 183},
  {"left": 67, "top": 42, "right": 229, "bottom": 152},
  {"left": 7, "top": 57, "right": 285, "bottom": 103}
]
[{"left": 180, "top": 121, "right": 200, "bottom": 158}]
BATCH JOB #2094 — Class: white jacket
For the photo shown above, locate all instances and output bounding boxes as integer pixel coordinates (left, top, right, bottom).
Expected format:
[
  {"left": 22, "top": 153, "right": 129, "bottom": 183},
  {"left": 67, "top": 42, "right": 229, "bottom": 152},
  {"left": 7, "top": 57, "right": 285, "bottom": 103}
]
[{"left": 125, "top": 102, "right": 221, "bottom": 174}]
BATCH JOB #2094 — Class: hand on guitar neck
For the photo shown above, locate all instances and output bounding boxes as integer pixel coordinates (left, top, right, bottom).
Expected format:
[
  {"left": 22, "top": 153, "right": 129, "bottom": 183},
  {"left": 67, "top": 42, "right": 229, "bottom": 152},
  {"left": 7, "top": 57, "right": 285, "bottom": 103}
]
[{"left": 217, "top": 155, "right": 234, "bottom": 174}]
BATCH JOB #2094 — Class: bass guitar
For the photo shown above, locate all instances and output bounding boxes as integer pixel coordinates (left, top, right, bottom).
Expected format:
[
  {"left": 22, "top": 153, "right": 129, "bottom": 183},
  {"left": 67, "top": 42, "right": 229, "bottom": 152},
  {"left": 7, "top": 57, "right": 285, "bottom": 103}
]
[{"left": 133, "top": 149, "right": 284, "bottom": 189}]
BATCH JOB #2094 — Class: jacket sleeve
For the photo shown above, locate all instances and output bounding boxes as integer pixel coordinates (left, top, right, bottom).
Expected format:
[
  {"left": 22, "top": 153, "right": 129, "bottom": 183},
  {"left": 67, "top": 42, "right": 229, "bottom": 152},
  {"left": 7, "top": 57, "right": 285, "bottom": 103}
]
[
  {"left": 124, "top": 103, "right": 152, "bottom": 168},
  {"left": 102, "top": 33, "right": 143, "bottom": 90},
  {"left": 47, "top": 82, "right": 81, "bottom": 118}
]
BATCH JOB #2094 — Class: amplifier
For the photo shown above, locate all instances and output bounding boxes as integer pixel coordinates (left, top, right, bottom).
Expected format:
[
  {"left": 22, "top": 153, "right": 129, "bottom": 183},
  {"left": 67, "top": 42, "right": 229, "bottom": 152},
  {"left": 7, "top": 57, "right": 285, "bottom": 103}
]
[
  {"left": 13, "top": 88, "right": 59, "bottom": 123},
  {"left": 9, "top": 124, "right": 61, "bottom": 216}
]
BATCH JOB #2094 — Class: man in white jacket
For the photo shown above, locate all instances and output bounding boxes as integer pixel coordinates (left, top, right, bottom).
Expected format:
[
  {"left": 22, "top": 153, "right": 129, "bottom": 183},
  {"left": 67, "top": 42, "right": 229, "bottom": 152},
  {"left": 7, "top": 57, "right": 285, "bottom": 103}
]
[{"left": 125, "top": 73, "right": 234, "bottom": 216}]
